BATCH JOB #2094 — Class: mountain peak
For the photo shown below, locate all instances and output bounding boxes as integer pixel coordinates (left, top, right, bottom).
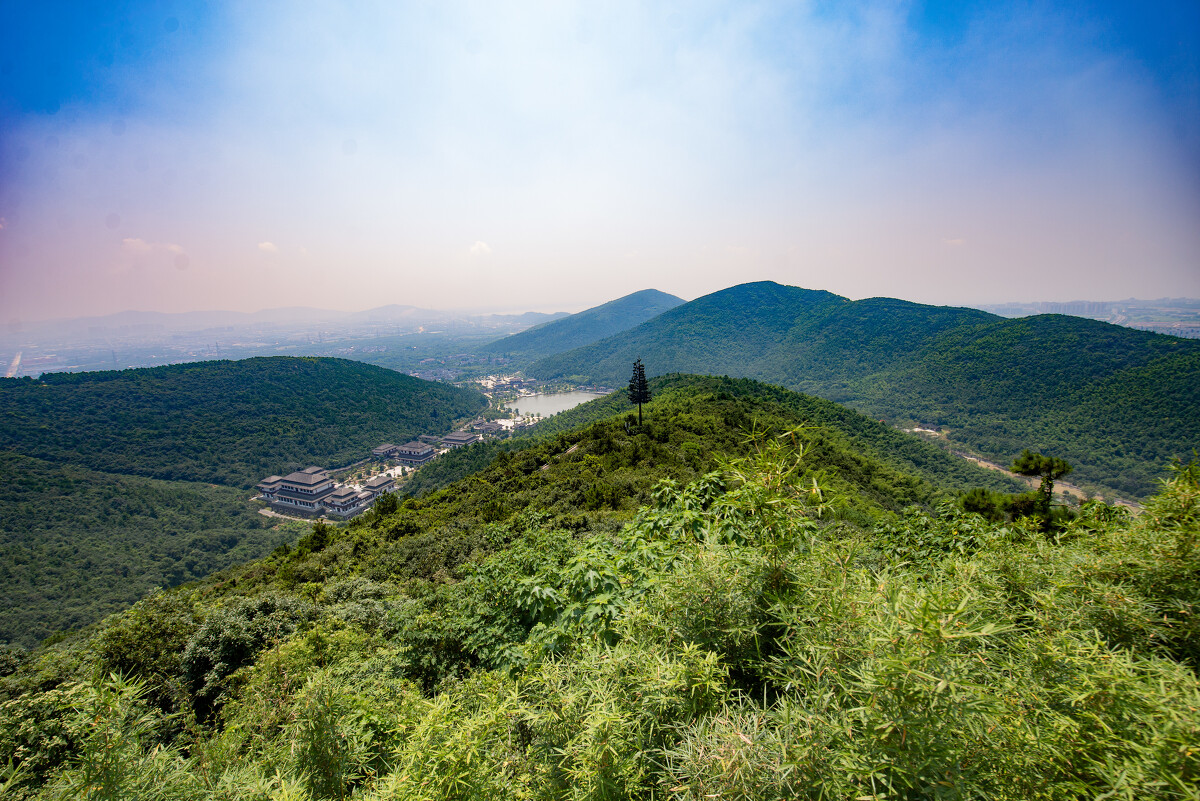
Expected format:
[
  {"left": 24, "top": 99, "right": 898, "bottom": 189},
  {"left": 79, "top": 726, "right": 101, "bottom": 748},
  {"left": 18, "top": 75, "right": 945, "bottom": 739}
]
[{"left": 481, "top": 288, "right": 685, "bottom": 359}]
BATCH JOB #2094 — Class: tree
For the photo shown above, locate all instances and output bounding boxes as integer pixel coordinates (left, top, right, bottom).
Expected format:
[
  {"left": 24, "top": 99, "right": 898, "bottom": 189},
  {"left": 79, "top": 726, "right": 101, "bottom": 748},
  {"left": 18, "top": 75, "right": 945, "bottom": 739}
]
[
  {"left": 1011, "top": 449, "right": 1072, "bottom": 531},
  {"left": 627, "top": 359, "right": 651, "bottom": 426},
  {"left": 374, "top": 491, "right": 398, "bottom": 516}
]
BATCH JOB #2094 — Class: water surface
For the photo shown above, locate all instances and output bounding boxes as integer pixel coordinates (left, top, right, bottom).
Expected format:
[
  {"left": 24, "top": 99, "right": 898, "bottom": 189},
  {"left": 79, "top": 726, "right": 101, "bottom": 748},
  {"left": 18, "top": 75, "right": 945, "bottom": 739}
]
[{"left": 505, "top": 390, "right": 605, "bottom": 417}]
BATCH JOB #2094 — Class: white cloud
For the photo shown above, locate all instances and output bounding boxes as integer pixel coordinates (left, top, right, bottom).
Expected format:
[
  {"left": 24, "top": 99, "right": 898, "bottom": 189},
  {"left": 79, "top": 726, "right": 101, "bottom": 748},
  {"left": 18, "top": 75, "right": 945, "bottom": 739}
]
[
  {"left": 469, "top": 241, "right": 491, "bottom": 257},
  {"left": 118, "top": 238, "right": 190, "bottom": 271},
  {"left": 122, "top": 237, "right": 153, "bottom": 253},
  {"left": 122, "top": 237, "right": 186, "bottom": 255},
  {"left": 942, "top": 238, "right": 965, "bottom": 246},
  {"left": 258, "top": 241, "right": 278, "bottom": 253}
]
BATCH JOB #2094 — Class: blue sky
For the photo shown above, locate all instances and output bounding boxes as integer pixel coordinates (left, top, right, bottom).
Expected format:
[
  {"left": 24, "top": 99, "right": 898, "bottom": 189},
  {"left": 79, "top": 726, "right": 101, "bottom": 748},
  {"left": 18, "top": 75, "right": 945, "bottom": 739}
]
[{"left": 1, "top": 1, "right": 1197, "bottom": 321}]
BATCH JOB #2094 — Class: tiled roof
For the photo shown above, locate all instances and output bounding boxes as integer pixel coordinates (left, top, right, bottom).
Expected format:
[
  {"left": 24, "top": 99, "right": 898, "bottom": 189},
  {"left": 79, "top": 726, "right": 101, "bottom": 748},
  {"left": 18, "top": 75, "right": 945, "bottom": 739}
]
[
  {"left": 282, "top": 471, "right": 330, "bottom": 486},
  {"left": 274, "top": 486, "right": 335, "bottom": 502}
]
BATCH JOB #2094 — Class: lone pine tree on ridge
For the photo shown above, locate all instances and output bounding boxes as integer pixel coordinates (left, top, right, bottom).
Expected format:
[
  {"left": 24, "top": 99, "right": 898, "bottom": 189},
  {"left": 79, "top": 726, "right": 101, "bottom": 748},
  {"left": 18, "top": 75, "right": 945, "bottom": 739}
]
[{"left": 628, "top": 359, "right": 651, "bottom": 426}]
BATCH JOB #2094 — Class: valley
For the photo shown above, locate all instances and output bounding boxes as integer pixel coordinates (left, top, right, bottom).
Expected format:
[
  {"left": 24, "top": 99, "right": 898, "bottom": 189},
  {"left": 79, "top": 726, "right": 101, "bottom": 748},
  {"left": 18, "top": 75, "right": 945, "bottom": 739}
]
[
  {"left": 1, "top": 286, "right": 1196, "bottom": 799},
  {"left": 1, "top": 369, "right": 1195, "bottom": 799}
]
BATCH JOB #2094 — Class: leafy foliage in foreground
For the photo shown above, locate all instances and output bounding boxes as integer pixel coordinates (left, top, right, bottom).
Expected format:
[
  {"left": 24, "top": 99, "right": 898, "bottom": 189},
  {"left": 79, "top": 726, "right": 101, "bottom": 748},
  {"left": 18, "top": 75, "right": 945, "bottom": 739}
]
[
  {"left": 0, "top": 452, "right": 304, "bottom": 649},
  {"left": 2, "top": 413, "right": 1197, "bottom": 798},
  {"left": 0, "top": 356, "right": 486, "bottom": 488}
]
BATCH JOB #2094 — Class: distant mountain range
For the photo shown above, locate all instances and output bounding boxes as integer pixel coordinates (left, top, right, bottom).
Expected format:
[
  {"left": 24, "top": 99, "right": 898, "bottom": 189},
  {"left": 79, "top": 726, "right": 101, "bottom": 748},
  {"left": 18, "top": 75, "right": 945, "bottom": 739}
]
[
  {"left": 524, "top": 281, "right": 1199, "bottom": 500},
  {"left": 481, "top": 288, "right": 685, "bottom": 361},
  {"left": 11, "top": 305, "right": 570, "bottom": 341}
]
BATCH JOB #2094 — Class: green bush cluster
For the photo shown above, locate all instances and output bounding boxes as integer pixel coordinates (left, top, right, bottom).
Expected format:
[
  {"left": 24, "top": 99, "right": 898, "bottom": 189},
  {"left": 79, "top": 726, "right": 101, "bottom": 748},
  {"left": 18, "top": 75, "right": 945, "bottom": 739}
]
[
  {"left": 1, "top": 444, "right": 1197, "bottom": 798},
  {"left": 1, "top": 381, "right": 1197, "bottom": 798}
]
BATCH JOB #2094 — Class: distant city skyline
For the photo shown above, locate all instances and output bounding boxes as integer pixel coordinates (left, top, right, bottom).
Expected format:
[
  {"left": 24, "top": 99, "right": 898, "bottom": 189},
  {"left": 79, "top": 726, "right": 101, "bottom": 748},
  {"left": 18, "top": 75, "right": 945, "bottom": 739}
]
[{"left": 2, "top": 1, "right": 1198, "bottom": 324}]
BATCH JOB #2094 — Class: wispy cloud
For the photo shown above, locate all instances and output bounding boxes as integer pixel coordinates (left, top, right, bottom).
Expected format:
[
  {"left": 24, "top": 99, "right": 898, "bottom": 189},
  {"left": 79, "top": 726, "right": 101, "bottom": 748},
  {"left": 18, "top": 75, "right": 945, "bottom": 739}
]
[
  {"left": 117, "top": 238, "right": 190, "bottom": 271},
  {"left": 257, "top": 241, "right": 278, "bottom": 253},
  {"left": 122, "top": 237, "right": 186, "bottom": 256},
  {"left": 469, "top": 241, "right": 491, "bottom": 257}
]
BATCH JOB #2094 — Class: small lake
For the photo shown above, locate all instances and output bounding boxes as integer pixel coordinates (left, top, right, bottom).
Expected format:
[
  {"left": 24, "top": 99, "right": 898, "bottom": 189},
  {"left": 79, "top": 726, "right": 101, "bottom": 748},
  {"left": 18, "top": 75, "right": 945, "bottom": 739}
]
[{"left": 505, "top": 390, "right": 606, "bottom": 417}]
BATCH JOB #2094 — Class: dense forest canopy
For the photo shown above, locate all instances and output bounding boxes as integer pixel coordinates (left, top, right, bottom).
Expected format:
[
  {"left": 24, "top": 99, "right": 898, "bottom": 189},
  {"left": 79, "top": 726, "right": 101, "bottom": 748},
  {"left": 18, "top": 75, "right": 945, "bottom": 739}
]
[
  {"left": 0, "top": 356, "right": 487, "bottom": 488},
  {"left": 526, "top": 281, "right": 1199, "bottom": 499},
  {"left": 0, "top": 453, "right": 304, "bottom": 649},
  {"left": 0, "top": 356, "right": 486, "bottom": 650},
  {"left": 1, "top": 378, "right": 1196, "bottom": 799}
]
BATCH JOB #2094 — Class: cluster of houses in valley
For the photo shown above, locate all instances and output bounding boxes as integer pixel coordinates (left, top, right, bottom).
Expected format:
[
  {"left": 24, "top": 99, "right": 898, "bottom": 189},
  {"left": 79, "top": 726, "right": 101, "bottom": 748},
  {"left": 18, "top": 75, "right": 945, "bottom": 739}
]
[
  {"left": 256, "top": 420, "right": 509, "bottom": 519},
  {"left": 257, "top": 467, "right": 393, "bottom": 519}
]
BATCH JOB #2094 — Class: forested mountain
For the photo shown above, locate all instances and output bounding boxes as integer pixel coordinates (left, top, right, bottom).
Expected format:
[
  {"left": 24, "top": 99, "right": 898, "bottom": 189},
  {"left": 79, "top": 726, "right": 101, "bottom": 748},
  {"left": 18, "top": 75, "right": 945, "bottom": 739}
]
[
  {"left": 526, "top": 282, "right": 848, "bottom": 380},
  {"left": 0, "top": 356, "right": 484, "bottom": 647},
  {"left": 480, "top": 288, "right": 684, "bottom": 361},
  {"left": 0, "top": 357, "right": 486, "bottom": 488},
  {"left": 2, "top": 378, "right": 1196, "bottom": 799},
  {"left": 528, "top": 281, "right": 1199, "bottom": 499}
]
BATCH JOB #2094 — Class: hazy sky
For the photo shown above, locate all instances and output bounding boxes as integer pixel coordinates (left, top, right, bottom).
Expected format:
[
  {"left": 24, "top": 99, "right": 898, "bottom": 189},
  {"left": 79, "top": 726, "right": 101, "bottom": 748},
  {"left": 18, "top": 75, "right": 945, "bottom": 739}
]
[{"left": 2, "top": 1, "right": 1198, "bottom": 322}]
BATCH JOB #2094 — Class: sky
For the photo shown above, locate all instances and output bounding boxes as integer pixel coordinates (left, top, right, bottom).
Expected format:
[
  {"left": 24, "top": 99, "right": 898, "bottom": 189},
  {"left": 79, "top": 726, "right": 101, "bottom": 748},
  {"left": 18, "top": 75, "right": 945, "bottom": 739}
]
[{"left": 1, "top": 1, "right": 1198, "bottom": 323}]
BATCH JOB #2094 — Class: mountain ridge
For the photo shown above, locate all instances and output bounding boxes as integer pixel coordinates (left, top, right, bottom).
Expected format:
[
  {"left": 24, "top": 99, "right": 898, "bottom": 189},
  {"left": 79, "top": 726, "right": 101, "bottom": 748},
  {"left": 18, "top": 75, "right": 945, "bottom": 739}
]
[
  {"left": 527, "top": 281, "right": 1199, "bottom": 498},
  {"left": 481, "top": 288, "right": 685, "bottom": 360}
]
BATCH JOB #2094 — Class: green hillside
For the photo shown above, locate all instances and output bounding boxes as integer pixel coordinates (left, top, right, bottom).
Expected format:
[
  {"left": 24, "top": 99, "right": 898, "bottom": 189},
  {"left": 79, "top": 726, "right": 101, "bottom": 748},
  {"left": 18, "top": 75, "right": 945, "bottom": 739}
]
[
  {"left": 0, "top": 452, "right": 304, "bottom": 649},
  {"left": 528, "top": 282, "right": 1199, "bottom": 499},
  {"left": 480, "top": 288, "right": 685, "bottom": 360},
  {"left": 399, "top": 375, "right": 1026, "bottom": 502},
  {"left": 2, "top": 380, "right": 1196, "bottom": 799},
  {"left": 526, "top": 282, "right": 846, "bottom": 381},
  {"left": 0, "top": 356, "right": 487, "bottom": 488}
]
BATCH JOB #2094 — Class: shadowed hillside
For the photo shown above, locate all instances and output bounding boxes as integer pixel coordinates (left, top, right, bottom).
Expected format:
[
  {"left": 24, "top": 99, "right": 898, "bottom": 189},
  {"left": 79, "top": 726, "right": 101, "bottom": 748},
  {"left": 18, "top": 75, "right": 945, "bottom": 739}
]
[{"left": 481, "top": 288, "right": 685, "bottom": 361}]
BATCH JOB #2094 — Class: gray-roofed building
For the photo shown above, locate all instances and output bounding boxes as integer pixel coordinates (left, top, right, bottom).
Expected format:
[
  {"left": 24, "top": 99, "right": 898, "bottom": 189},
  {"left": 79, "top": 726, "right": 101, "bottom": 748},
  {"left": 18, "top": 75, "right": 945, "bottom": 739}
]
[
  {"left": 441, "top": 430, "right": 482, "bottom": 448},
  {"left": 325, "top": 485, "right": 365, "bottom": 517},
  {"left": 364, "top": 474, "right": 395, "bottom": 496},
  {"left": 396, "top": 441, "right": 435, "bottom": 465},
  {"left": 372, "top": 444, "right": 398, "bottom": 458},
  {"left": 262, "top": 468, "right": 335, "bottom": 514}
]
